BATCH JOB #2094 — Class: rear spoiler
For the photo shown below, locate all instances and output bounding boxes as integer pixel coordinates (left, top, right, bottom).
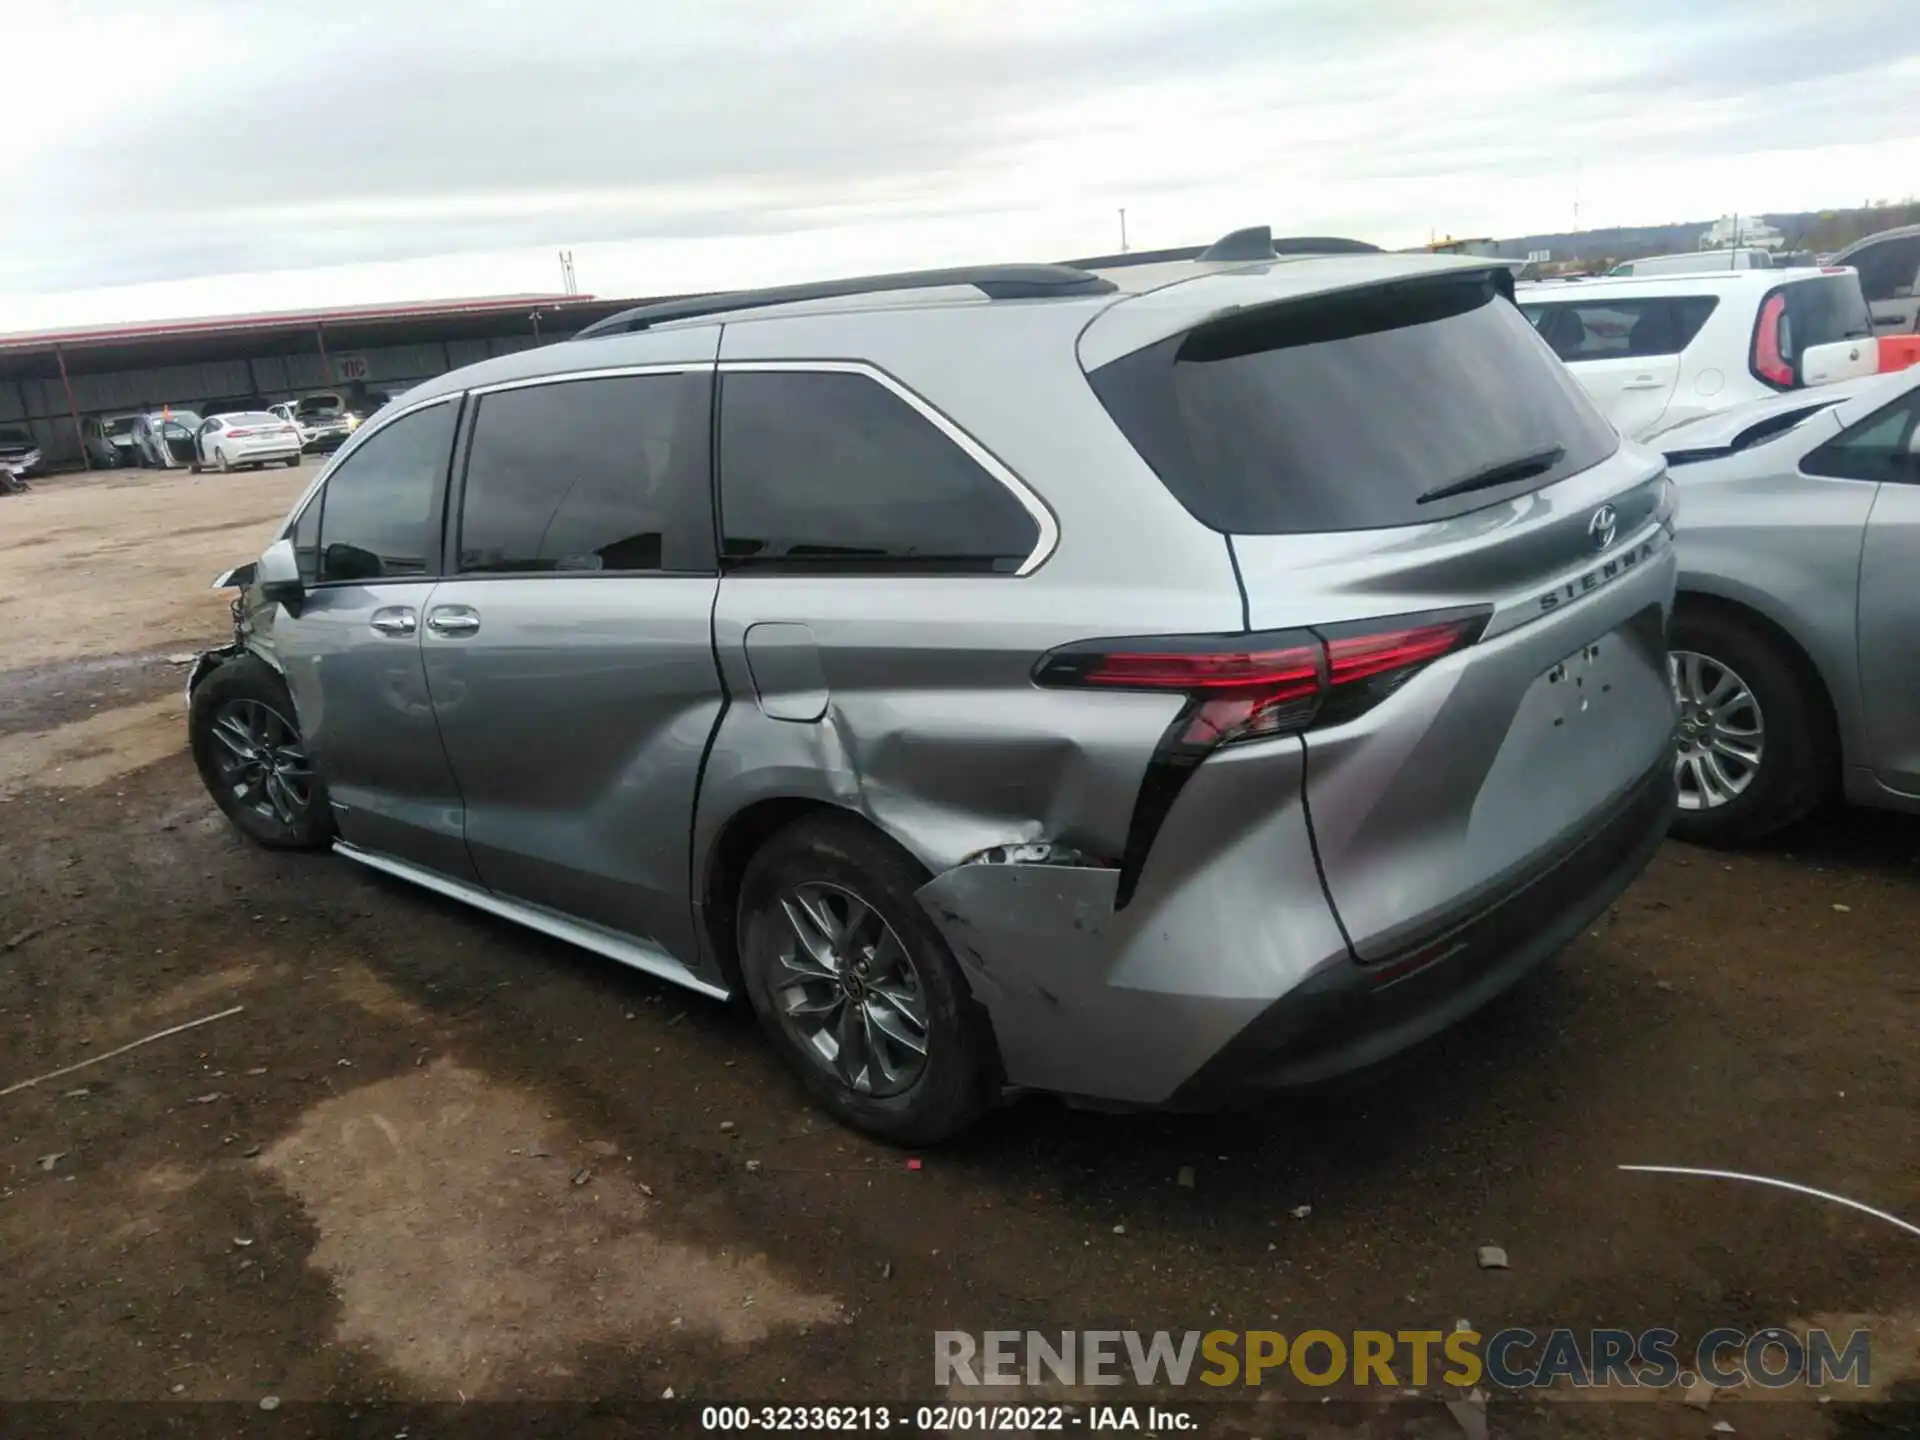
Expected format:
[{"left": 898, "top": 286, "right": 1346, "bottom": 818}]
[{"left": 1078, "top": 260, "right": 1523, "bottom": 371}]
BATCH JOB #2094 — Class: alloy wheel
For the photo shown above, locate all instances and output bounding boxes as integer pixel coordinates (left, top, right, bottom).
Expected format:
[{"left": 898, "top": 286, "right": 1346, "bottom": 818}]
[
  {"left": 207, "top": 698, "right": 313, "bottom": 828},
  {"left": 768, "top": 882, "right": 930, "bottom": 1097},
  {"left": 1669, "top": 649, "right": 1765, "bottom": 811}
]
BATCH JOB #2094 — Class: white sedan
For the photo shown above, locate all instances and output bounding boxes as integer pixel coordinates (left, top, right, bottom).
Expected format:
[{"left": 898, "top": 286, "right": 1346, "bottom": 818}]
[{"left": 191, "top": 412, "right": 303, "bottom": 473}]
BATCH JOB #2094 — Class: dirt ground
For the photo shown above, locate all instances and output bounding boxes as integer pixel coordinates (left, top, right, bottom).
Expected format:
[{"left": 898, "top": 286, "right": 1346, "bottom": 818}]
[{"left": 1, "top": 467, "right": 1917, "bottom": 1437}]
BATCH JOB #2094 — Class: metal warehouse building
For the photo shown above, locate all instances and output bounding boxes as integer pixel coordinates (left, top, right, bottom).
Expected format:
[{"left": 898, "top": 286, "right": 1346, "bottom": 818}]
[{"left": 0, "top": 291, "right": 662, "bottom": 470}]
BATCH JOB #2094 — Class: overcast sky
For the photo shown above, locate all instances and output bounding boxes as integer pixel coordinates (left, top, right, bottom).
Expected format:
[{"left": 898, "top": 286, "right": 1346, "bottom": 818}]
[{"left": 5, "top": 0, "right": 1919, "bottom": 329}]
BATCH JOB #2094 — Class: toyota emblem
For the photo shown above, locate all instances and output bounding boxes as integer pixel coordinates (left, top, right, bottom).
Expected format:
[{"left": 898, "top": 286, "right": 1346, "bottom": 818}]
[{"left": 1588, "top": 504, "right": 1619, "bottom": 551}]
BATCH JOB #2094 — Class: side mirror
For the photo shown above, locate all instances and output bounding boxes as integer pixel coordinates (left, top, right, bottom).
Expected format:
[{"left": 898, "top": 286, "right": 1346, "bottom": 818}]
[
  {"left": 258, "top": 537, "right": 305, "bottom": 611},
  {"left": 1798, "top": 338, "right": 1874, "bottom": 387}
]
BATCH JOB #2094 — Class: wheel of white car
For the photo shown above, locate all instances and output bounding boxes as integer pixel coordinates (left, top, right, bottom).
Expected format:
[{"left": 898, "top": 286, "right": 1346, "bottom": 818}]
[{"left": 736, "top": 812, "right": 996, "bottom": 1144}]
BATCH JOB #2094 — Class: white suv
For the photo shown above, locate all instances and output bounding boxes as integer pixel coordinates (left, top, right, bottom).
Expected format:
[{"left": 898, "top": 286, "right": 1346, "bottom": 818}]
[{"left": 1518, "top": 269, "right": 1879, "bottom": 440}]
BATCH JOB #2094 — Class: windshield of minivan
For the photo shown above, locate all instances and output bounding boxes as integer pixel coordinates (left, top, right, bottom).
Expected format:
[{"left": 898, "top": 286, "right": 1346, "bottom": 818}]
[{"left": 1089, "top": 273, "right": 1619, "bottom": 533}]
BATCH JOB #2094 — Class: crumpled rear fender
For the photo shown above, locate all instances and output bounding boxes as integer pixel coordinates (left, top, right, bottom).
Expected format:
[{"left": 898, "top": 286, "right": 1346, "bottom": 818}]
[{"left": 912, "top": 735, "right": 1351, "bottom": 1105}]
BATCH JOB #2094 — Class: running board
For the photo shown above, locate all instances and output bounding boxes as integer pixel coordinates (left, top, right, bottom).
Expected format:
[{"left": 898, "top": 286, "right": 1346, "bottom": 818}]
[{"left": 332, "top": 841, "right": 731, "bottom": 1001}]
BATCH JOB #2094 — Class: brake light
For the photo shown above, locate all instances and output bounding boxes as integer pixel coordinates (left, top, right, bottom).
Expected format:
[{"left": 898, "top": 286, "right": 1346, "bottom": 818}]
[
  {"left": 1036, "top": 610, "right": 1485, "bottom": 743},
  {"left": 1752, "top": 293, "right": 1794, "bottom": 389},
  {"left": 1035, "top": 608, "right": 1490, "bottom": 905},
  {"left": 227, "top": 428, "right": 254, "bottom": 438}
]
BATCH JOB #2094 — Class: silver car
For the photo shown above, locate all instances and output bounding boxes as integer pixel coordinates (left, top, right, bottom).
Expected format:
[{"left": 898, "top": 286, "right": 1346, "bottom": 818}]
[
  {"left": 1656, "top": 368, "right": 1920, "bottom": 843},
  {"left": 186, "top": 233, "right": 1678, "bottom": 1141}
]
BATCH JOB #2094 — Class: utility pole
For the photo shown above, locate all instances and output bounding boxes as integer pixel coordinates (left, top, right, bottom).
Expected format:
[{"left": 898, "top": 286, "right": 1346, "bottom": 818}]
[
  {"left": 1573, "top": 155, "right": 1582, "bottom": 239},
  {"left": 1118, "top": 209, "right": 1128, "bottom": 254}
]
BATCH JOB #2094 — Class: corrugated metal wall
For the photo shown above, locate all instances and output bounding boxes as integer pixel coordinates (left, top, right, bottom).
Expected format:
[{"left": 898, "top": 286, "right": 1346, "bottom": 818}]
[{"left": 7, "top": 335, "right": 495, "bottom": 463}]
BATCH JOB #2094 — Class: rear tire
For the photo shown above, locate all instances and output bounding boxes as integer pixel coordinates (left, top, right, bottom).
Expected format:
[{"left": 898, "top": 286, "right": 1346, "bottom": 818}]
[
  {"left": 736, "top": 813, "right": 994, "bottom": 1144},
  {"left": 189, "top": 656, "right": 333, "bottom": 851},
  {"left": 1668, "top": 606, "right": 1829, "bottom": 846}
]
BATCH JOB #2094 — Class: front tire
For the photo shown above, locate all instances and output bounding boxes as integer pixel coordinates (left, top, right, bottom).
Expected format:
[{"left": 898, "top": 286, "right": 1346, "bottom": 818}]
[
  {"left": 736, "top": 814, "right": 994, "bottom": 1144},
  {"left": 1668, "top": 607, "right": 1829, "bottom": 845},
  {"left": 189, "top": 656, "right": 333, "bottom": 851}
]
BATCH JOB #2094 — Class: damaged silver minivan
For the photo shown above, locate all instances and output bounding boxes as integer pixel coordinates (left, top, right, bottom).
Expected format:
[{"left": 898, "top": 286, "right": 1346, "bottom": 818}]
[{"left": 187, "top": 229, "right": 1679, "bottom": 1142}]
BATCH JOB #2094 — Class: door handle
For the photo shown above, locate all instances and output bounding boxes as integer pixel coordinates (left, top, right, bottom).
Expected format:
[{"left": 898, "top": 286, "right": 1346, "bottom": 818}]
[
  {"left": 368, "top": 606, "right": 417, "bottom": 637},
  {"left": 426, "top": 605, "right": 481, "bottom": 637}
]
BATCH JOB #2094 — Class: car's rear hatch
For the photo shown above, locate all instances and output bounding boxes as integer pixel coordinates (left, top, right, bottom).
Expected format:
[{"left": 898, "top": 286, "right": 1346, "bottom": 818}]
[
  {"left": 1084, "top": 266, "right": 1679, "bottom": 961},
  {"left": 1756, "top": 271, "right": 1879, "bottom": 391}
]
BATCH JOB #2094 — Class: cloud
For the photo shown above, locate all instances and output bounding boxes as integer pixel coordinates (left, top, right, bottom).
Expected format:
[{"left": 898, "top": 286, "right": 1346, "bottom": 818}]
[{"left": 3, "top": 0, "right": 1918, "bottom": 320}]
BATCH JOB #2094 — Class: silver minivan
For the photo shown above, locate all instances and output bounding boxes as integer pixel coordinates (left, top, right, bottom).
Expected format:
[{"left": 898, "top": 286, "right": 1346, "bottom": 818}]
[{"left": 187, "top": 232, "right": 1679, "bottom": 1141}]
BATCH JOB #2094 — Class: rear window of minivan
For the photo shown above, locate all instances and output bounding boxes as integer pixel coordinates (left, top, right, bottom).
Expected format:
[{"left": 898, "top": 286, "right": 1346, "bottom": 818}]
[{"left": 1088, "top": 272, "right": 1619, "bottom": 534}]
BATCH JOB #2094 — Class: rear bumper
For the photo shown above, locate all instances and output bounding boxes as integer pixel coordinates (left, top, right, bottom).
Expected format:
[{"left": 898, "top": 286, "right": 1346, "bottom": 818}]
[{"left": 1168, "top": 756, "right": 1673, "bottom": 1105}]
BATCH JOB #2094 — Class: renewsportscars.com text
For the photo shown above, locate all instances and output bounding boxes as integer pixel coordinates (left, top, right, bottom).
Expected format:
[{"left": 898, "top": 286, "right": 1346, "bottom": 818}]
[{"left": 935, "top": 1327, "right": 1871, "bottom": 1390}]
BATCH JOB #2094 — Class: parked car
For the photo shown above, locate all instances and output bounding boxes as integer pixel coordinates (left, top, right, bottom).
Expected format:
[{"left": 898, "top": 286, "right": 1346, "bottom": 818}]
[
  {"left": 1831, "top": 223, "right": 1920, "bottom": 336},
  {"left": 0, "top": 424, "right": 46, "bottom": 478},
  {"left": 269, "top": 397, "right": 355, "bottom": 453},
  {"left": 190, "top": 412, "right": 303, "bottom": 473},
  {"left": 82, "top": 414, "right": 142, "bottom": 468},
  {"left": 131, "top": 409, "right": 203, "bottom": 468},
  {"left": 1653, "top": 368, "right": 1920, "bottom": 843},
  {"left": 186, "top": 236, "right": 1678, "bottom": 1142},
  {"left": 1609, "top": 249, "right": 1777, "bottom": 277},
  {"left": 1517, "top": 269, "right": 1879, "bottom": 440}
]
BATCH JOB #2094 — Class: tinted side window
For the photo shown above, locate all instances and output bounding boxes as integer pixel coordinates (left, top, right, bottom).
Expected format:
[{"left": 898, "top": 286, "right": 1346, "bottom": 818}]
[
  {"left": 457, "top": 371, "right": 711, "bottom": 575},
  {"left": 1803, "top": 394, "right": 1920, "bottom": 483},
  {"left": 316, "top": 402, "right": 456, "bottom": 582},
  {"left": 717, "top": 370, "right": 1040, "bottom": 572},
  {"left": 1849, "top": 237, "right": 1920, "bottom": 303},
  {"left": 1530, "top": 298, "right": 1713, "bottom": 360}
]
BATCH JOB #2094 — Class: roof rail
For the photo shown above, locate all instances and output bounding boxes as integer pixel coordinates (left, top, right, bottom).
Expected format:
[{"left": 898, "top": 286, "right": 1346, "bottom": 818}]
[
  {"left": 1064, "top": 226, "right": 1382, "bottom": 271},
  {"left": 574, "top": 264, "right": 1116, "bottom": 338},
  {"left": 1058, "top": 243, "right": 1208, "bottom": 270}
]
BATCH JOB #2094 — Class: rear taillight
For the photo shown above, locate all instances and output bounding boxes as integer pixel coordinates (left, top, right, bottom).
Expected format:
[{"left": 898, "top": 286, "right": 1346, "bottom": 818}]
[
  {"left": 1752, "top": 293, "right": 1794, "bottom": 389},
  {"left": 228, "top": 428, "right": 254, "bottom": 437},
  {"left": 1036, "top": 609, "right": 1486, "bottom": 744},
  {"left": 1035, "top": 608, "right": 1489, "bottom": 905}
]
